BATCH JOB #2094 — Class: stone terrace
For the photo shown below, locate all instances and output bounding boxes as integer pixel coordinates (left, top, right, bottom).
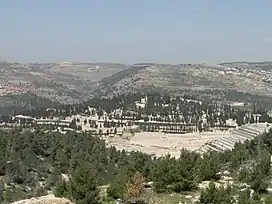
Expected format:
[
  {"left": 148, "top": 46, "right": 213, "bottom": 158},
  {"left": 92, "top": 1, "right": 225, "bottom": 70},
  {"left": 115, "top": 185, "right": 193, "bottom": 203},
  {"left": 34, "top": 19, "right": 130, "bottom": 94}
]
[{"left": 198, "top": 123, "right": 270, "bottom": 153}]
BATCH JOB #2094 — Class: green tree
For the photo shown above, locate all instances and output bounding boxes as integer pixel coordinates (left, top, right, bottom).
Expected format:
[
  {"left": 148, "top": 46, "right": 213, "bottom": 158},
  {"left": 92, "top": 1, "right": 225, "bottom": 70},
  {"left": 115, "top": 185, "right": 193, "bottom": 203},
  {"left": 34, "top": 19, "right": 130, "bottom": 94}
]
[
  {"left": 151, "top": 155, "right": 175, "bottom": 193},
  {"left": 198, "top": 182, "right": 234, "bottom": 204},
  {"left": 55, "top": 179, "right": 69, "bottom": 198},
  {"left": 237, "top": 188, "right": 263, "bottom": 204},
  {"left": 3, "top": 187, "right": 12, "bottom": 203},
  {"left": 55, "top": 164, "right": 100, "bottom": 204},
  {"left": 249, "top": 151, "right": 271, "bottom": 193},
  {"left": 238, "top": 168, "right": 251, "bottom": 183},
  {"left": 197, "top": 152, "right": 220, "bottom": 181},
  {"left": 107, "top": 171, "right": 128, "bottom": 200}
]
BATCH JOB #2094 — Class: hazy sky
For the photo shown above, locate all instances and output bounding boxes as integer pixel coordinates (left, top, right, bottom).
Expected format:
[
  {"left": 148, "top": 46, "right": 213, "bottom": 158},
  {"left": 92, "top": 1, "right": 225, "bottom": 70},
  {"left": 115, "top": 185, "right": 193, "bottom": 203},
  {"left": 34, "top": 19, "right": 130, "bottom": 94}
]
[{"left": 1, "top": 0, "right": 272, "bottom": 64}]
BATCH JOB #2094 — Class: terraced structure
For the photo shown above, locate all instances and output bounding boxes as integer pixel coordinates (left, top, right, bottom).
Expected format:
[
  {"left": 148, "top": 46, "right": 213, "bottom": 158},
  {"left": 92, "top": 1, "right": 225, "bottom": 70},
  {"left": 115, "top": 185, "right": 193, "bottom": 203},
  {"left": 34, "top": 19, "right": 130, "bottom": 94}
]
[{"left": 198, "top": 123, "right": 270, "bottom": 153}]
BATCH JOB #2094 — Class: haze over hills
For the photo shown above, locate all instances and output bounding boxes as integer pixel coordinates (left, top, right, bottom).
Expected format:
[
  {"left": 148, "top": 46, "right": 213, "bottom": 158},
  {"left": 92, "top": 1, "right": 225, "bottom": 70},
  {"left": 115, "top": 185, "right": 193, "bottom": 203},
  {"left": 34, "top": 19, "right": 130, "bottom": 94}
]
[
  {"left": 220, "top": 61, "right": 272, "bottom": 71},
  {"left": 1, "top": 61, "right": 272, "bottom": 106}
]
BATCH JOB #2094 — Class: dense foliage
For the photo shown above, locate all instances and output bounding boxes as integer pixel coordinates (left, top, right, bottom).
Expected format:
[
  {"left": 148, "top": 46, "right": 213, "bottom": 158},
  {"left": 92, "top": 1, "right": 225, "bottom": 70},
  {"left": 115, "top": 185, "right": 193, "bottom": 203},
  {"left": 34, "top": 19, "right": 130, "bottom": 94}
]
[
  {"left": 0, "top": 93, "right": 61, "bottom": 118},
  {"left": 0, "top": 127, "right": 271, "bottom": 203}
]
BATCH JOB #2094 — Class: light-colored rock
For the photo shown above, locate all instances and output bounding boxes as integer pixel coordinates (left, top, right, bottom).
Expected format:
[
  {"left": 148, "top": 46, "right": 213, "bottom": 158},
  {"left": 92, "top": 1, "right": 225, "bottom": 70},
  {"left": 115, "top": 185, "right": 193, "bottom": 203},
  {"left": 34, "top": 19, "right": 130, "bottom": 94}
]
[
  {"left": 221, "top": 176, "right": 233, "bottom": 181},
  {"left": 61, "top": 174, "right": 70, "bottom": 182},
  {"left": 223, "top": 170, "right": 231, "bottom": 176},
  {"left": 11, "top": 194, "right": 74, "bottom": 204},
  {"left": 267, "top": 188, "right": 272, "bottom": 194}
]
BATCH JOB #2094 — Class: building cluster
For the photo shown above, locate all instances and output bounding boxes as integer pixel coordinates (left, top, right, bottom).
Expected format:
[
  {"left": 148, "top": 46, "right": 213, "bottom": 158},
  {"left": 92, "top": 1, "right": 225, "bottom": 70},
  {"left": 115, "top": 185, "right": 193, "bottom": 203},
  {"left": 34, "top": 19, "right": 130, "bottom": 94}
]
[
  {"left": 219, "top": 64, "right": 272, "bottom": 84},
  {"left": 0, "top": 84, "right": 34, "bottom": 96},
  {"left": 8, "top": 110, "right": 136, "bottom": 136}
]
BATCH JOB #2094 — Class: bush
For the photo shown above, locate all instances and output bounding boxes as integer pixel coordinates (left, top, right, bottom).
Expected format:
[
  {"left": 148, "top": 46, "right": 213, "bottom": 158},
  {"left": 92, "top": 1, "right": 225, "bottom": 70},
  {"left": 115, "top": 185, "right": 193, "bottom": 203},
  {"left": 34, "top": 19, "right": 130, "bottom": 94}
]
[
  {"left": 153, "top": 181, "right": 166, "bottom": 193},
  {"left": 198, "top": 182, "right": 234, "bottom": 204},
  {"left": 13, "top": 174, "right": 25, "bottom": 184},
  {"left": 54, "top": 165, "right": 100, "bottom": 204},
  {"left": 107, "top": 182, "right": 125, "bottom": 200},
  {"left": 172, "top": 178, "right": 196, "bottom": 192}
]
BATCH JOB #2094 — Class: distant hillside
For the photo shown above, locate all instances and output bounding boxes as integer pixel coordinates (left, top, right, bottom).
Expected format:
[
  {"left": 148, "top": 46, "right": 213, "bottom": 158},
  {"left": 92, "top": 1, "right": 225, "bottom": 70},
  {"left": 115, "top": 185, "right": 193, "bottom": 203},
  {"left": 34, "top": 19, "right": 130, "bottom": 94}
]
[
  {"left": 220, "top": 61, "right": 272, "bottom": 71},
  {"left": 1, "top": 61, "right": 272, "bottom": 106},
  {"left": 96, "top": 63, "right": 272, "bottom": 101},
  {"left": 100, "top": 64, "right": 148, "bottom": 85},
  {"left": 0, "top": 93, "right": 61, "bottom": 116},
  {"left": 0, "top": 62, "right": 129, "bottom": 103}
]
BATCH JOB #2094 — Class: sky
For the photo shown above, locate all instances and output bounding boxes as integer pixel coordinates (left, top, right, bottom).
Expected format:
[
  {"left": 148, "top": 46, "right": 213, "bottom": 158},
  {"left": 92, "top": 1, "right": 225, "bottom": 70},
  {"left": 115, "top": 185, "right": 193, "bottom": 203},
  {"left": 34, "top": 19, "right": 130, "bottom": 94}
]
[{"left": 0, "top": 0, "right": 272, "bottom": 64}]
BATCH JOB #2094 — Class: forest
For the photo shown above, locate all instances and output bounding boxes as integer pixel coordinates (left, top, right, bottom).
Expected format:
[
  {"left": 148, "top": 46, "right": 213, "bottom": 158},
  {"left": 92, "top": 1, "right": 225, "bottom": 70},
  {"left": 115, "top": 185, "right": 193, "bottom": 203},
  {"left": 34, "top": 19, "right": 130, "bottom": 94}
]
[
  {"left": 1, "top": 92, "right": 272, "bottom": 130},
  {"left": 0, "top": 127, "right": 271, "bottom": 203}
]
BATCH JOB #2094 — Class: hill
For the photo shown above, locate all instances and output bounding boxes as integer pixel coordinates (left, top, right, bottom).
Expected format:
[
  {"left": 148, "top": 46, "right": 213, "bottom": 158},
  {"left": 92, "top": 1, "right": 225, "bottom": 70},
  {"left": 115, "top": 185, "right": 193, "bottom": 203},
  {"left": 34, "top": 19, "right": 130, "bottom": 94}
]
[
  {"left": 0, "top": 61, "right": 130, "bottom": 103},
  {"left": 1, "top": 61, "right": 272, "bottom": 106},
  {"left": 220, "top": 61, "right": 272, "bottom": 71},
  {"left": 0, "top": 93, "right": 62, "bottom": 116},
  {"left": 96, "top": 63, "right": 272, "bottom": 100}
]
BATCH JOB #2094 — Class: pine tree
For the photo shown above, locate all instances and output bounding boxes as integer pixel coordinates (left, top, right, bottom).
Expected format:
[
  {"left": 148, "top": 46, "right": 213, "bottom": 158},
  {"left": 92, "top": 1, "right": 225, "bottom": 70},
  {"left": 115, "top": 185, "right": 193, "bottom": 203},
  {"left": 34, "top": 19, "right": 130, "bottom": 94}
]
[
  {"left": 55, "top": 165, "right": 100, "bottom": 204},
  {"left": 125, "top": 172, "right": 146, "bottom": 204}
]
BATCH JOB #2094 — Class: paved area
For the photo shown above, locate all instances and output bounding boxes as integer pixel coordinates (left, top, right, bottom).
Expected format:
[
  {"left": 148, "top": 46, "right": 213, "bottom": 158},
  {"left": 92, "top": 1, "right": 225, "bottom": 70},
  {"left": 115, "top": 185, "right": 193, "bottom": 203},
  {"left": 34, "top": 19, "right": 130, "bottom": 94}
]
[
  {"left": 106, "top": 123, "right": 271, "bottom": 157},
  {"left": 107, "top": 130, "right": 228, "bottom": 157}
]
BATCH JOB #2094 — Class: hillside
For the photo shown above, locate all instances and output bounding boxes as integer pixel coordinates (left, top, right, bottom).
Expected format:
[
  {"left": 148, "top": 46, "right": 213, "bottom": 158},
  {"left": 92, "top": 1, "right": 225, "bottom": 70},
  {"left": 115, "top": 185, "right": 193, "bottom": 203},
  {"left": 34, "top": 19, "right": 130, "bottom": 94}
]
[
  {"left": 2, "top": 61, "right": 272, "bottom": 107},
  {"left": 96, "top": 62, "right": 272, "bottom": 100},
  {"left": 0, "top": 93, "right": 62, "bottom": 116},
  {"left": 220, "top": 61, "right": 272, "bottom": 71},
  {"left": 0, "top": 61, "right": 130, "bottom": 103}
]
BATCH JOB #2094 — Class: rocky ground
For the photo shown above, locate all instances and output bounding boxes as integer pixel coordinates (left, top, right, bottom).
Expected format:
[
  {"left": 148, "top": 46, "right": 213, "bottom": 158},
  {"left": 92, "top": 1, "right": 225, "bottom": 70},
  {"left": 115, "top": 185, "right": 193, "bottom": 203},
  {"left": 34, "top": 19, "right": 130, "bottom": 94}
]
[{"left": 11, "top": 194, "right": 73, "bottom": 204}]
